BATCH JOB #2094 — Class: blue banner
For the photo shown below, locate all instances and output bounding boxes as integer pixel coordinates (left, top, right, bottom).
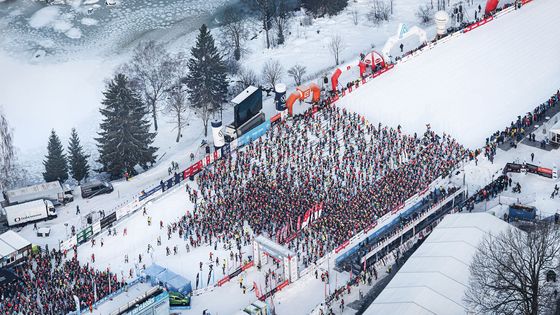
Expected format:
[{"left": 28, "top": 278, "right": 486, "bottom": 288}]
[{"left": 237, "top": 120, "right": 271, "bottom": 147}]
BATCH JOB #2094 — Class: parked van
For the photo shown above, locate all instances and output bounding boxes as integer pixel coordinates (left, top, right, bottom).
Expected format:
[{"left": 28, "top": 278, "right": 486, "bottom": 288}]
[{"left": 81, "top": 181, "right": 113, "bottom": 198}]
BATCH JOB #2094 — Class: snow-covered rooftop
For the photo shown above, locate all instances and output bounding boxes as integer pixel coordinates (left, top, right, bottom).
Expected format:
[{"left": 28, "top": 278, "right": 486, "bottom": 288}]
[
  {"left": 0, "top": 231, "right": 30, "bottom": 258},
  {"left": 364, "top": 213, "right": 514, "bottom": 315}
]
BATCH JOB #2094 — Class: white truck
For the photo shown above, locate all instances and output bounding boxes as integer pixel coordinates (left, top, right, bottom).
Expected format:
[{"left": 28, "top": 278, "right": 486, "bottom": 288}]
[
  {"left": 4, "top": 200, "right": 57, "bottom": 227},
  {"left": 3, "top": 181, "right": 73, "bottom": 206}
]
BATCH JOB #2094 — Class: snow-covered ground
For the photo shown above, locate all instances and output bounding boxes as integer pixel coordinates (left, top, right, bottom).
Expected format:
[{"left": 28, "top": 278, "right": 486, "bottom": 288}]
[
  {"left": 336, "top": 0, "right": 560, "bottom": 149},
  {"left": 3, "top": 0, "right": 560, "bottom": 314},
  {"left": 0, "top": 0, "right": 489, "bottom": 180},
  {"left": 460, "top": 141, "right": 560, "bottom": 219}
]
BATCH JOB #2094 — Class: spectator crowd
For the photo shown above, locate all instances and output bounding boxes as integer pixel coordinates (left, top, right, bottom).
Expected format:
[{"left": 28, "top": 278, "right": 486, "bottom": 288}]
[
  {"left": 0, "top": 248, "right": 124, "bottom": 315},
  {"left": 177, "top": 104, "right": 467, "bottom": 269}
]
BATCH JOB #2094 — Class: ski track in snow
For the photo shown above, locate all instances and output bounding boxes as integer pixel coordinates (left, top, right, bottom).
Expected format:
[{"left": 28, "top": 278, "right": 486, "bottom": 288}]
[{"left": 336, "top": 0, "right": 560, "bottom": 149}]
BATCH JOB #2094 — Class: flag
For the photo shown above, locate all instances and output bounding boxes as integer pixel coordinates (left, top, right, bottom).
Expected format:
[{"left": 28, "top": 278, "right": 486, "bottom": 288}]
[
  {"left": 289, "top": 216, "right": 293, "bottom": 233},
  {"left": 253, "top": 281, "right": 260, "bottom": 298},
  {"left": 93, "top": 279, "right": 98, "bottom": 302},
  {"left": 73, "top": 295, "right": 81, "bottom": 313}
]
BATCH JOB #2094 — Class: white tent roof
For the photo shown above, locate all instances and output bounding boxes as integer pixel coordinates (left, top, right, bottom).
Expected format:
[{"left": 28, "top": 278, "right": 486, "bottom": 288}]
[
  {"left": 365, "top": 213, "right": 514, "bottom": 315},
  {"left": 0, "top": 230, "right": 31, "bottom": 258},
  {"left": 550, "top": 119, "right": 560, "bottom": 134}
]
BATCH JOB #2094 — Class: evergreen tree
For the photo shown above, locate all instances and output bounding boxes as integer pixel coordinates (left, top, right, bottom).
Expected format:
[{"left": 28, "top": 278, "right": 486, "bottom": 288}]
[
  {"left": 67, "top": 128, "right": 90, "bottom": 184},
  {"left": 302, "top": 0, "right": 348, "bottom": 17},
  {"left": 96, "top": 74, "right": 157, "bottom": 178},
  {"left": 184, "top": 24, "right": 228, "bottom": 136},
  {"left": 43, "top": 130, "right": 69, "bottom": 183}
]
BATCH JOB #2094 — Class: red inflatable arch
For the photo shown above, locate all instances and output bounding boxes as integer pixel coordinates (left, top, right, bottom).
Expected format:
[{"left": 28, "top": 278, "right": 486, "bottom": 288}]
[
  {"left": 330, "top": 51, "right": 385, "bottom": 92},
  {"left": 485, "top": 0, "right": 499, "bottom": 15},
  {"left": 286, "top": 83, "right": 321, "bottom": 116},
  {"left": 359, "top": 51, "right": 385, "bottom": 77}
]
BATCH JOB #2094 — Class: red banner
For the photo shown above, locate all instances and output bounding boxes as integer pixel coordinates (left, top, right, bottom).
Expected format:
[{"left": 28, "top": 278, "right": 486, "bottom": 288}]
[
  {"left": 271, "top": 113, "right": 281, "bottom": 124},
  {"left": 364, "top": 221, "right": 378, "bottom": 233},
  {"left": 217, "top": 275, "right": 230, "bottom": 286},
  {"left": 242, "top": 260, "right": 254, "bottom": 271},
  {"left": 391, "top": 203, "right": 405, "bottom": 214},
  {"left": 335, "top": 240, "right": 350, "bottom": 253},
  {"left": 464, "top": 16, "right": 493, "bottom": 33},
  {"left": 276, "top": 280, "right": 289, "bottom": 291}
]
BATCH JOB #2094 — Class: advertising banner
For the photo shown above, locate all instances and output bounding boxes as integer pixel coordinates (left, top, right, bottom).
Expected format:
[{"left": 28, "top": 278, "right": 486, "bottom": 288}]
[
  {"left": 77, "top": 226, "right": 93, "bottom": 245},
  {"left": 100, "top": 212, "right": 117, "bottom": 229}
]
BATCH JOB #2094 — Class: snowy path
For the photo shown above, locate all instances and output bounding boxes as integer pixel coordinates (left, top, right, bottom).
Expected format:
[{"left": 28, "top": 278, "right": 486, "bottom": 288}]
[{"left": 337, "top": 0, "right": 560, "bottom": 149}]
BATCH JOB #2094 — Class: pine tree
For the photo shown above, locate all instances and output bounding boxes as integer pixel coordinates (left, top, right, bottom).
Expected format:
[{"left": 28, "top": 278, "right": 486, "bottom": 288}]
[
  {"left": 302, "top": 0, "right": 348, "bottom": 17},
  {"left": 67, "top": 128, "right": 90, "bottom": 184},
  {"left": 184, "top": 24, "right": 228, "bottom": 136},
  {"left": 43, "top": 130, "right": 69, "bottom": 183},
  {"left": 96, "top": 74, "right": 158, "bottom": 178}
]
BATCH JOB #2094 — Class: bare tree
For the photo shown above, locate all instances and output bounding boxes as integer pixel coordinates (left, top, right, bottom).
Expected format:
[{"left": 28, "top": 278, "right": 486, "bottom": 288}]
[
  {"left": 220, "top": 7, "right": 249, "bottom": 61},
  {"left": 416, "top": 4, "right": 434, "bottom": 24},
  {"left": 239, "top": 67, "right": 260, "bottom": 88},
  {"left": 255, "top": 0, "right": 275, "bottom": 49},
  {"left": 165, "top": 85, "right": 190, "bottom": 143},
  {"left": 465, "top": 223, "right": 560, "bottom": 315},
  {"left": 261, "top": 60, "right": 284, "bottom": 88},
  {"left": 329, "top": 34, "right": 344, "bottom": 66},
  {"left": 368, "top": 0, "right": 391, "bottom": 24},
  {"left": 122, "top": 41, "right": 182, "bottom": 131},
  {"left": 287, "top": 64, "right": 307, "bottom": 86},
  {"left": 0, "top": 109, "right": 15, "bottom": 190},
  {"left": 351, "top": 9, "right": 359, "bottom": 25}
]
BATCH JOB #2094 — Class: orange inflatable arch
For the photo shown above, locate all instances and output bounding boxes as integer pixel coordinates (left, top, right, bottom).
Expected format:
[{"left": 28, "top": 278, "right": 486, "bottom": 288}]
[{"left": 286, "top": 83, "right": 321, "bottom": 116}]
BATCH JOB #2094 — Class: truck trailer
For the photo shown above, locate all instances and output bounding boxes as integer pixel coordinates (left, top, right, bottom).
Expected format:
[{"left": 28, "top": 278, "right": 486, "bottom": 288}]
[
  {"left": 3, "top": 181, "right": 73, "bottom": 206},
  {"left": 4, "top": 200, "right": 57, "bottom": 227}
]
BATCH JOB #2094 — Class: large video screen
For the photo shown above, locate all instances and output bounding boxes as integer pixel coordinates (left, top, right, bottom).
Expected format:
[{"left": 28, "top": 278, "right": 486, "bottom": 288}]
[{"left": 235, "top": 89, "right": 262, "bottom": 127}]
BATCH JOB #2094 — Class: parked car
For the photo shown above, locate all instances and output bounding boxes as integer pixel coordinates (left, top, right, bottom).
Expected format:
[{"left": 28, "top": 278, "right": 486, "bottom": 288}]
[
  {"left": 169, "top": 291, "right": 190, "bottom": 307},
  {"left": 81, "top": 181, "right": 114, "bottom": 199}
]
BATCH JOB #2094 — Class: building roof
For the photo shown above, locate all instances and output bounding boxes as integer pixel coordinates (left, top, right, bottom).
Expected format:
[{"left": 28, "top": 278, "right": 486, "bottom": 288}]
[
  {"left": 365, "top": 213, "right": 514, "bottom": 315},
  {"left": 0, "top": 230, "right": 31, "bottom": 258}
]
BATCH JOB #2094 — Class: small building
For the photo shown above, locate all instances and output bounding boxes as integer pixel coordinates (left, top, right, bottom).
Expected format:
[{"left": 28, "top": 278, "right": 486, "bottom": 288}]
[{"left": 0, "top": 230, "right": 32, "bottom": 268}]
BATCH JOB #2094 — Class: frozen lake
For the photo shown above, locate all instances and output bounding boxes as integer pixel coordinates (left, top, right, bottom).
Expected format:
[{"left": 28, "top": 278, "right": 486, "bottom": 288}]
[{"left": 0, "top": 0, "right": 236, "bottom": 59}]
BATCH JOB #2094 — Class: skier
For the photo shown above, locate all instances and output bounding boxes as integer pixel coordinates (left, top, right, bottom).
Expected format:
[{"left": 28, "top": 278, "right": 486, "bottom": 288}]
[
  {"left": 76, "top": 205, "right": 80, "bottom": 215},
  {"left": 399, "top": 43, "right": 404, "bottom": 53},
  {"left": 531, "top": 152, "right": 534, "bottom": 162}
]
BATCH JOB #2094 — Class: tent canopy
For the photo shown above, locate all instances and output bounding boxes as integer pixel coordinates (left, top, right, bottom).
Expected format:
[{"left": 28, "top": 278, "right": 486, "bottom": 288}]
[
  {"left": 144, "top": 265, "right": 192, "bottom": 295},
  {"left": 144, "top": 264, "right": 167, "bottom": 279}
]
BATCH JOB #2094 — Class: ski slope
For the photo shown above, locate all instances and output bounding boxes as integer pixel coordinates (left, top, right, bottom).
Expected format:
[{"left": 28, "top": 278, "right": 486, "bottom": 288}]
[{"left": 337, "top": 0, "right": 560, "bottom": 149}]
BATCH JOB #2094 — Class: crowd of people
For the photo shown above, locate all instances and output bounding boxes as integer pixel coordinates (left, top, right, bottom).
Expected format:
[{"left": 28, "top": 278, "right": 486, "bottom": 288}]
[
  {"left": 0, "top": 248, "right": 124, "bottom": 314},
  {"left": 176, "top": 104, "right": 467, "bottom": 270},
  {"left": 485, "top": 90, "right": 559, "bottom": 151}
]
